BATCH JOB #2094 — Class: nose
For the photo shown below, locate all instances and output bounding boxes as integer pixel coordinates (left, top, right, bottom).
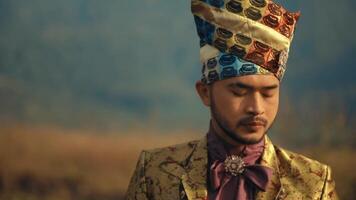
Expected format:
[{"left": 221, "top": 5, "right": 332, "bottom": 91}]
[{"left": 245, "top": 92, "right": 265, "bottom": 115}]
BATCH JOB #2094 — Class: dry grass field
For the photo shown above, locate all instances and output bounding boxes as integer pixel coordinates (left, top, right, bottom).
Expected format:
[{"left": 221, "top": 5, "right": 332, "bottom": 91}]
[{"left": 0, "top": 123, "right": 355, "bottom": 200}]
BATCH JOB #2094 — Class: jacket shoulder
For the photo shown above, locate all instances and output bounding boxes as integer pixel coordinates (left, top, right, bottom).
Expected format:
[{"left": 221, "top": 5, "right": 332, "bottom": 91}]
[
  {"left": 143, "top": 139, "right": 200, "bottom": 166},
  {"left": 125, "top": 139, "right": 202, "bottom": 200},
  {"left": 274, "top": 145, "right": 328, "bottom": 175},
  {"left": 273, "top": 145, "right": 336, "bottom": 198}
]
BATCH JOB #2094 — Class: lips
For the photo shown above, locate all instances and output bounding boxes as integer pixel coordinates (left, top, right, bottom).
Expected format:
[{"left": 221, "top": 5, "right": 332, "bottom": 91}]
[
  {"left": 241, "top": 121, "right": 266, "bottom": 132},
  {"left": 240, "top": 118, "right": 267, "bottom": 127},
  {"left": 243, "top": 121, "right": 265, "bottom": 126}
]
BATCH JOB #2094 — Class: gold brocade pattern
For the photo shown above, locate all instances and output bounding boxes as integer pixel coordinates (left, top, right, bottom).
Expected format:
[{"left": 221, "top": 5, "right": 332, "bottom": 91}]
[
  {"left": 191, "top": 0, "right": 291, "bottom": 52},
  {"left": 125, "top": 136, "right": 339, "bottom": 200}
]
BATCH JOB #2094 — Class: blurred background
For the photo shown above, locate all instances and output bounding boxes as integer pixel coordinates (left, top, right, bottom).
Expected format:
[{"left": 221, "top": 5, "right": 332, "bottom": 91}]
[{"left": 0, "top": 0, "right": 355, "bottom": 199}]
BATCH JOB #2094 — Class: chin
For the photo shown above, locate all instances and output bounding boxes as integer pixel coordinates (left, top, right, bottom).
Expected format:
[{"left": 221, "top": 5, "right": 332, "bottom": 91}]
[{"left": 231, "top": 128, "right": 266, "bottom": 144}]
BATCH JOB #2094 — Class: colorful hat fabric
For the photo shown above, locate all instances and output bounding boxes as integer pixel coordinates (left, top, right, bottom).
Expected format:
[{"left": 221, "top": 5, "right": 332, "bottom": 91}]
[{"left": 191, "top": 0, "right": 300, "bottom": 84}]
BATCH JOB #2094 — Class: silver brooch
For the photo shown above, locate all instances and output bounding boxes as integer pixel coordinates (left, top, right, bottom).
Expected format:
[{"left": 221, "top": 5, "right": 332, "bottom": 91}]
[{"left": 224, "top": 155, "right": 245, "bottom": 176}]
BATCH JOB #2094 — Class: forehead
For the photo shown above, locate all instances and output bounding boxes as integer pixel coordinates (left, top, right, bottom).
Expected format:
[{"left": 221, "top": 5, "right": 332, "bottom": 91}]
[{"left": 213, "top": 74, "right": 280, "bottom": 89}]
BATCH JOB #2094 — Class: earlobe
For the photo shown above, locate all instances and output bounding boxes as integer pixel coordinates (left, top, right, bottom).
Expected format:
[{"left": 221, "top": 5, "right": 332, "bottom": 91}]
[{"left": 195, "top": 80, "right": 211, "bottom": 107}]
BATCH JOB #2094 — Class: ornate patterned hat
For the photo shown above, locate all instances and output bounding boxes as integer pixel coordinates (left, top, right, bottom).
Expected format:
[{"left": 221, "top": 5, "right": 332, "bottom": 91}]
[{"left": 191, "top": 0, "right": 300, "bottom": 84}]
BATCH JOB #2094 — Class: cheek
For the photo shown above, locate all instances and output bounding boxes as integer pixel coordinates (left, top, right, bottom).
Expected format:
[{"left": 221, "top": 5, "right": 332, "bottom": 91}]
[
  {"left": 265, "top": 96, "right": 279, "bottom": 121},
  {"left": 214, "top": 94, "right": 243, "bottom": 118}
]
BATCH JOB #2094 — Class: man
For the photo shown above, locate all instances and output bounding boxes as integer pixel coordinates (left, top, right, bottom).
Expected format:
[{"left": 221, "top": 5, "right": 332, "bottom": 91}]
[{"left": 125, "top": 0, "right": 339, "bottom": 199}]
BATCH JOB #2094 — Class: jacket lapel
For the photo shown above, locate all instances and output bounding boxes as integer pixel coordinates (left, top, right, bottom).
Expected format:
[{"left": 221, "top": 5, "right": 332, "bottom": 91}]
[
  {"left": 159, "top": 137, "right": 208, "bottom": 200},
  {"left": 181, "top": 137, "right": 208, "bottom": 200},
  {"left": 255, "top": 136, "right": 284, "bottom": 200}
]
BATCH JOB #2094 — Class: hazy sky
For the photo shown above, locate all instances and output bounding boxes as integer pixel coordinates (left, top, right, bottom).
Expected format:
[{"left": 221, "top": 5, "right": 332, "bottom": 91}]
[{"left": 0, "top": 0, "right": 355, "bottom": 130}]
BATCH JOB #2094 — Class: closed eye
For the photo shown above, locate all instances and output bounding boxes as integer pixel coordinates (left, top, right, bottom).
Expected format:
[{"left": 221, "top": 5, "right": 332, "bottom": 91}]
[
  {"left": 261, "top": 89, "right": 277, "bottom": 98},
  {"left": 261, "top": 92, "right": 274, "bottom": 98},
  {"left": 231, "top": 89, "right": 248, "bottom": 96}
]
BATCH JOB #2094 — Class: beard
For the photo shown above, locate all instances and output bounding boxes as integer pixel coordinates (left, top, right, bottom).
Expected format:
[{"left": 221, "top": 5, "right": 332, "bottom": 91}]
[{"left": 210, "top": 95, "right": 272, "bottom": 145}]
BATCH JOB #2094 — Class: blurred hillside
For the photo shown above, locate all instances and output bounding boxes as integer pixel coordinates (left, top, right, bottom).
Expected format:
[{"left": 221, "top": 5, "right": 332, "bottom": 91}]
[{"left": 0, "top": 123, "right": 355, "bottom": 200}]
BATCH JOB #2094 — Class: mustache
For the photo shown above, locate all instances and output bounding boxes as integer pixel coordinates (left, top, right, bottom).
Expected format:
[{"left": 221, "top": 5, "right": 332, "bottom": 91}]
[{"left": 238, "top": 116, "right": 268, "bottom": 126}]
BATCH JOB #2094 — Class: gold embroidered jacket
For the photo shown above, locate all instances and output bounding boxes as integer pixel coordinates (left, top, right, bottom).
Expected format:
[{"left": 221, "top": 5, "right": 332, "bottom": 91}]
[{"left": 125, "top": 136, "right": 338, "bottom": 200}]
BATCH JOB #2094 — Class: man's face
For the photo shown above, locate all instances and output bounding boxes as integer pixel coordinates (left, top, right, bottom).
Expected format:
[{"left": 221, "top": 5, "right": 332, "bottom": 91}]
[{"left": 207, "top": 75, "right": 280, "bottom": 144}]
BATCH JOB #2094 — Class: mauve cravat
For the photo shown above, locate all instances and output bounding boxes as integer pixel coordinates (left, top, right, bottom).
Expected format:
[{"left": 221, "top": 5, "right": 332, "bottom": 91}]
[{"left": 207, "top": 126, "right": 272, "bottom": 200}]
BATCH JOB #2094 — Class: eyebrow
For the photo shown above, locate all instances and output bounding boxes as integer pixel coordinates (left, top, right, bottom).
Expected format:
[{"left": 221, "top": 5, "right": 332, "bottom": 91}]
[{"left": 227, "top": 82, "right": 279, "bottom": 90}]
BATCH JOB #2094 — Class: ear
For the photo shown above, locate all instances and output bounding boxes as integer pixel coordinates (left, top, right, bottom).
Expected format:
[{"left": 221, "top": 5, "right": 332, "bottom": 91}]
[{"left": 195, "top": 80, "right": 211, "bottom": 107}]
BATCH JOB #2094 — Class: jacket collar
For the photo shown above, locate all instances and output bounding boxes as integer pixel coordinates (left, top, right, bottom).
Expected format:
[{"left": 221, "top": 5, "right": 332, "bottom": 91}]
[
  {"left": 160, "top": 135, "right": 284, "bottom": 200},
  {"left": 255, "top": 136, "right": 284, "bottom": 200}
]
